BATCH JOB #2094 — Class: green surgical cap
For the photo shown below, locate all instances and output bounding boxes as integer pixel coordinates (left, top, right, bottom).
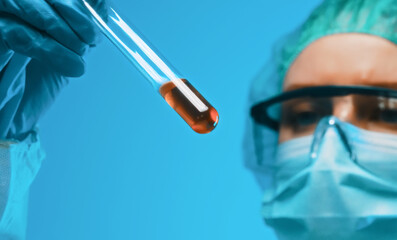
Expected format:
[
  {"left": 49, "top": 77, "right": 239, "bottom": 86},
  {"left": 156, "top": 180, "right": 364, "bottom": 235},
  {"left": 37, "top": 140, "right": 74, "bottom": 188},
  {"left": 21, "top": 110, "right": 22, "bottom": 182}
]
[
  {"left": 244, "top": 0, "right": 397, "bottom": 190},
  {"left": 279, "top": 0, "right": 397, "bottom": 88}
]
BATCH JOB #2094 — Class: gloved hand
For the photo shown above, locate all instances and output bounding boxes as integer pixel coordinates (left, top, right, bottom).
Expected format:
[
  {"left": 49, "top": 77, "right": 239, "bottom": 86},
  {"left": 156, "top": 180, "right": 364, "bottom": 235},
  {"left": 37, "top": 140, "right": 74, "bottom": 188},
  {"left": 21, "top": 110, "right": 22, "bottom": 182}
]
[{"left": 0, "top": 0, "right": 107, "bottom": 140}]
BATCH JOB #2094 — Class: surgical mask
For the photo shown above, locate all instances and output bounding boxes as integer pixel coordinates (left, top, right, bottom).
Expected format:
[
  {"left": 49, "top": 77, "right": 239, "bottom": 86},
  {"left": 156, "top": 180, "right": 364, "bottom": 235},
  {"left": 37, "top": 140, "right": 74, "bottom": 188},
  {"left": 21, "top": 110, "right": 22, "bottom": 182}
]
[{"left": 263, "top": 116, "right": 397, "bottom": 240}]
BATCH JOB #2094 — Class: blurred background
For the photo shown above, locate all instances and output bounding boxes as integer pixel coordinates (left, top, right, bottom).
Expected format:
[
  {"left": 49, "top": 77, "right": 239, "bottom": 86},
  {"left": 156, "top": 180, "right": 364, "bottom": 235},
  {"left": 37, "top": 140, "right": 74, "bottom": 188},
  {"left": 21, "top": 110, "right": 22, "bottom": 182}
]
[{"left": 27, "top": 0, "right": 321, "bottom": 239}]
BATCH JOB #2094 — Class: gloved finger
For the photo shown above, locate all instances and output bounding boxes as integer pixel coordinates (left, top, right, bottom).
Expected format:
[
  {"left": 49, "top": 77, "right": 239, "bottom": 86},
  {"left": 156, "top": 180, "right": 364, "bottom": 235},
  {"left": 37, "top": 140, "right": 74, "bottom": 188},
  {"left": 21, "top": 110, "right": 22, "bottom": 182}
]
[
  {"left": 86, "top": 0, "right": 108, "bottom": 20},
  {"left": 0, "top": 14, "right": 85, "bottom": 77},
  {"left": 0, "top": 0, "right": 88, "bottom": 55},
  {"left": 45, "top": 0, "right": 108, "bottom": 46}
]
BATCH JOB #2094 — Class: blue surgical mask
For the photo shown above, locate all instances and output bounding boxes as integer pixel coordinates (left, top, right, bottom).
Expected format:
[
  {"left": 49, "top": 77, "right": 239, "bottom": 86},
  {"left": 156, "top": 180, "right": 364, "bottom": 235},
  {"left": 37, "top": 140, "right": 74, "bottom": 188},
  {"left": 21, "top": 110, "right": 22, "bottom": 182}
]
[{"left": 263, "top": 117, "right": 397, "bottom": 240}]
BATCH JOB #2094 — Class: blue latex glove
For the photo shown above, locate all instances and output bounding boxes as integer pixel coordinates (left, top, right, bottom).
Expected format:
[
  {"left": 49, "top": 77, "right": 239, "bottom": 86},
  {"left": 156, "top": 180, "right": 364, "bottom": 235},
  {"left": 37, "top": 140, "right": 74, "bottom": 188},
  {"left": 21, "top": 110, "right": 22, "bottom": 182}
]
[{"left": 0, "top": 0, "right": 107, "bottom": 140}]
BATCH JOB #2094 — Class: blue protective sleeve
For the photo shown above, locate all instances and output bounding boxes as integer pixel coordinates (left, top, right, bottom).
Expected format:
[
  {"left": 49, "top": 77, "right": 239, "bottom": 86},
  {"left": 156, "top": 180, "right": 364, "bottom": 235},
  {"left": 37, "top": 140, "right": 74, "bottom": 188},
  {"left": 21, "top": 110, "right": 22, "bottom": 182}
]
[{"left": 0, "top": 130, "right": 45, "bottom": 240}]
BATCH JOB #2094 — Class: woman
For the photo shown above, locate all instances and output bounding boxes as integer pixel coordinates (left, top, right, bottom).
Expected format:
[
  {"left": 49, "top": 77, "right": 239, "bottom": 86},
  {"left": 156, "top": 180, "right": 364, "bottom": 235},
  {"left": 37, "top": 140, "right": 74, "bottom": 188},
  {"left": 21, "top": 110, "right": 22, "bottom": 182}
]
[{"left": 245, "top": 0, "right": 397, "bottom": 239}]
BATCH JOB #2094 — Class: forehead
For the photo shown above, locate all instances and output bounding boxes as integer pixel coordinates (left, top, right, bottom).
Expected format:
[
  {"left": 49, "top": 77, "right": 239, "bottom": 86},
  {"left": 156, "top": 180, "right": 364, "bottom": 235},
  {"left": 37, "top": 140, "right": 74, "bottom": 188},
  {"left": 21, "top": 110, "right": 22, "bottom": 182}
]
[{"left": 283, "top": 33, "right": 397, "bottom": 91}]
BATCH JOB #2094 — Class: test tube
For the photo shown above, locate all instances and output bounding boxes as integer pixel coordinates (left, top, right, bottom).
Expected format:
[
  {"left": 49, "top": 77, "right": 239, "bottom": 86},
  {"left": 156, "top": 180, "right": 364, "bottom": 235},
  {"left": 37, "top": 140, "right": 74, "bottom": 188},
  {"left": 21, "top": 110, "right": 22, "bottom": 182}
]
[{"left": 81, "top": 1, "right": 219, "bottom": 134}]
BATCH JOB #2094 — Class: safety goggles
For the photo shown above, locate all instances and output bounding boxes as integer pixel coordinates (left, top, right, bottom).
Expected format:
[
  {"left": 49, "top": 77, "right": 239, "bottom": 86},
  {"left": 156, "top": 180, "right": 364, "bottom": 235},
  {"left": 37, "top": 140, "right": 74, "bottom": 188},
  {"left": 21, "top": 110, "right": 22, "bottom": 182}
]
[{"left": 251, "top": 85, "right": 397, "bottom": 141}]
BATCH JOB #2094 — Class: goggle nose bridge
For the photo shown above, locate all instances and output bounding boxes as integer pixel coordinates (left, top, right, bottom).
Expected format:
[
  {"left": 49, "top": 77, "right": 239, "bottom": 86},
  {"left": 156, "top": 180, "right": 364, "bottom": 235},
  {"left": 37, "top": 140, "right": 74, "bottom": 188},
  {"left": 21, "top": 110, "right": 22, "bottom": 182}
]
[{"left": 309, "top": 116, "right": 357, "bottom": 163}]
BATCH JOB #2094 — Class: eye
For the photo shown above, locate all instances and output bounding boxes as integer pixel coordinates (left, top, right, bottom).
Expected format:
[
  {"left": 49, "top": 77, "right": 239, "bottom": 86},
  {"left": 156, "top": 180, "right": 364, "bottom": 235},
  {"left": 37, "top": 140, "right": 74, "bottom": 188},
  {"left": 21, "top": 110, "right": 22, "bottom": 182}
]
[
  {"left": 379, "top": 109, "right": 397, "bottom": 123},
  {"left": 366, "top": 97, "right": 397, "bottom": 124},
  {"left": 294, "top": 111, "right": 320, "bottom": 126},
  {"left": 282, "top": 106, "right": 324, "bottom": 130},
  {"left": 280, "top": 98, "right": 332, "bottom": 133}
]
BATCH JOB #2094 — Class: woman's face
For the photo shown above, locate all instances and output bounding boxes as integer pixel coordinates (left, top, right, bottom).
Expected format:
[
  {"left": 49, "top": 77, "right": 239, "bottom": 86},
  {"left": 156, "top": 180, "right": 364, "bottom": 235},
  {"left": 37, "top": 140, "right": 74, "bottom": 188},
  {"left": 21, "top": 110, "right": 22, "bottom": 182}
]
[{"left": 279, "top": 33, "right": 397, "bottom": 142}]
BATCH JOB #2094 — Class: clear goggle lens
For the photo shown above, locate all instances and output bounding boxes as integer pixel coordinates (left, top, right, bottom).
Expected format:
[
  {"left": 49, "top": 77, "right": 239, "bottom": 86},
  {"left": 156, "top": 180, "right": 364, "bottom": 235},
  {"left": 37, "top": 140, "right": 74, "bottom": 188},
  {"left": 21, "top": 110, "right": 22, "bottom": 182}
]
[{"left": 251, "top": 86, "right": 397, "bottom": 142}]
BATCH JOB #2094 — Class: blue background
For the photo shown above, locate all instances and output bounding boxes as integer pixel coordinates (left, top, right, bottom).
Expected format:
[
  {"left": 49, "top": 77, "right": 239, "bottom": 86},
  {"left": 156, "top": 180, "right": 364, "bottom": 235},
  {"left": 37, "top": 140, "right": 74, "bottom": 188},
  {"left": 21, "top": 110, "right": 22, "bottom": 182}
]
[{"left": 27, "top": 1, "right": 321, "bottom": 239}]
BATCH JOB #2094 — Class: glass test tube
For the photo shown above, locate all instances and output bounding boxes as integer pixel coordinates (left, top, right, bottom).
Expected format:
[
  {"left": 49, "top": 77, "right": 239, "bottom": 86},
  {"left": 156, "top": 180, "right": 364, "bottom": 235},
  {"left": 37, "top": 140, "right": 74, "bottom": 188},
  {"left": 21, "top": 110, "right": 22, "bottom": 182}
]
[{"left": 82, "top": 1, "right": 219, "bottom": 134}]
